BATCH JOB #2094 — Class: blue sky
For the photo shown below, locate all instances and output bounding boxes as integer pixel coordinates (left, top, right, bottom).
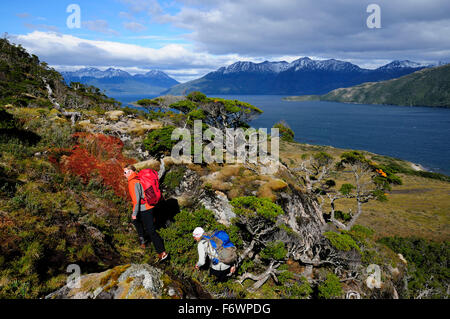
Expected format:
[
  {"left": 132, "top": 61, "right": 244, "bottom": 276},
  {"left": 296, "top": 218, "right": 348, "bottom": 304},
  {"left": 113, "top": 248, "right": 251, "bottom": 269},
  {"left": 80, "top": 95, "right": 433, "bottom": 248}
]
[
  {"left": 1, "top": 1, "right": 188, "bottom": 47},
  {"left": 1, "top": 0, "right": 449, "bottom": 82}
]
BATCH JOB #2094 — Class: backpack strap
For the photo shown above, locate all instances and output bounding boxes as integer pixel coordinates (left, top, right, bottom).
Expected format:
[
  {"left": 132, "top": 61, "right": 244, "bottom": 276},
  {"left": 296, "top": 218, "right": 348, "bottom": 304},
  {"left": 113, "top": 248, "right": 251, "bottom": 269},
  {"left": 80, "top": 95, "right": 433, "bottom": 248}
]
[{"left": 201, "top": 234, "right": 218, "bottom": 255}]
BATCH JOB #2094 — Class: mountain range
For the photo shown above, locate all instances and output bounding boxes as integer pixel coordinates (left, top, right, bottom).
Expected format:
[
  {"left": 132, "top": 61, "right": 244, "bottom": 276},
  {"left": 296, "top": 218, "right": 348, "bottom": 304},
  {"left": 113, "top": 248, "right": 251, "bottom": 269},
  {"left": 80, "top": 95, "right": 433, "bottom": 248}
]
[
  {"left": 60, "top": 58, "right": 433, "bottom": 98},
  {"left": 163, "top": 58, "right": 432, "bottom": 95},
  {"left": 60, "top": 67, "right": 179, "bottom": 97},
  {"left": 284, "top": 63, "right": 450, "bottom": 107}
]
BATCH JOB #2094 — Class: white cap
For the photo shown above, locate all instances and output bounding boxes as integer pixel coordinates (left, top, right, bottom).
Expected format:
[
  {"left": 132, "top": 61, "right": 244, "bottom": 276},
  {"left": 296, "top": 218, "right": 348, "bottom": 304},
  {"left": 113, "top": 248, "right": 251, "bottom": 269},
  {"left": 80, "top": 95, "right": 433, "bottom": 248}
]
[{"left": 192, "top": 227, "right": 204, "bottom": 238}]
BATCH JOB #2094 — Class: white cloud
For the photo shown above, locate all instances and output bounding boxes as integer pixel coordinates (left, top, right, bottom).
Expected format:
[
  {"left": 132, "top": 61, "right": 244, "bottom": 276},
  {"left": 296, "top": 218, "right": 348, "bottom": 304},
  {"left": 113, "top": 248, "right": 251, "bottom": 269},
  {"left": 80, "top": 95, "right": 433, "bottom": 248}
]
[
  {"left": 11, "top": 1, "right": 449, "bottom": 83},
  {"left": 16, "top": 12, "right": 31, "bottom": 19},
  {"left": 119, "top": 0, "right": 163, "bottom": 17},
  {"left": 160, "top": 0, "right": 450, "bottom": 62},
  {"left": 23, "top": 23, "right": 59, "bottom": 33},
  {"left": 82, "top": 20, "right": 119, "bottom": 36},
  {"left": 163, "top": 67, "right": 218, "bottom": 82},
  {"left": 126, "top": 34, "right": 185, "bottom": 41},
  {"left": 11, "top": 31, "right": 245, "bottom": 82},
  {"left": 123, "top": 22, "right": 147, "bottom": 32}
]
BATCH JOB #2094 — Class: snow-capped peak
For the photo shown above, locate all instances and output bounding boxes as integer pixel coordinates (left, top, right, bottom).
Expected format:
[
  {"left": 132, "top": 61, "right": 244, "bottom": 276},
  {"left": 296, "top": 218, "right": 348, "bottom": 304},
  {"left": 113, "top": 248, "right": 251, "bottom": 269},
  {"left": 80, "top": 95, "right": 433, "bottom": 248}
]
[
  {"left": 103, "top": 68, "right": 131, "bottom": 78},
  {"left": 144, "top": 70, "right": 164, "bottom": 76},
  {"left": 62, "top": 67, "right": 104, "bottom": 78},
  {"left": 290, "top": 57, "right": 361, "bottom": 72},
  {"left": 61, "top": 67, "right": 178, "bottom": 83},
  {"left": 131, "top": 70, "right": 173, "bottom": 80},
  {"left": 220, "top": 60, "right": 290, "bottom": 74},
  {"left": 144, "top": 70, "right": 170, "bottom": 78},
  {"left": 61, "top": 67, "right": 131, "bottom": 78},
  {"left": 290, "top": 57, "right": 312, "bottom": 66},
  {"left": 217, "top": 57, "right": 363, "bottom": 74},
  {"left": 378, "top": 60, "right": 430, "bottom": 70}
]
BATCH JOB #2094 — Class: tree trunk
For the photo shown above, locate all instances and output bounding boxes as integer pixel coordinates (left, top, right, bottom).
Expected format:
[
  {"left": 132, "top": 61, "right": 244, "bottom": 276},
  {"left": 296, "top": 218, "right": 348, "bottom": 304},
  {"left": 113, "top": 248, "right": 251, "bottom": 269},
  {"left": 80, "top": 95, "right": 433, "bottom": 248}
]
[{"left": 345, "top": 201, "right": 363, "bottom": 230}]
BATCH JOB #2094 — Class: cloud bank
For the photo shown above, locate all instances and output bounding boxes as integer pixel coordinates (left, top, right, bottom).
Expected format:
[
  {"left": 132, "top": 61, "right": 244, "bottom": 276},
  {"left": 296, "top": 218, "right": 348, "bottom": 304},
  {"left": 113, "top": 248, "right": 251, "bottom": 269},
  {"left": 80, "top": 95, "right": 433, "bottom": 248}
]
[
  {"left": 160, "top": 0, "right": 450, "bottom": 62},
  {"left": 10, "top": 0, "right": 450, "bottom": 82},
  {"left": 12, "top": 31, "right": 243, "bottom": 82}
]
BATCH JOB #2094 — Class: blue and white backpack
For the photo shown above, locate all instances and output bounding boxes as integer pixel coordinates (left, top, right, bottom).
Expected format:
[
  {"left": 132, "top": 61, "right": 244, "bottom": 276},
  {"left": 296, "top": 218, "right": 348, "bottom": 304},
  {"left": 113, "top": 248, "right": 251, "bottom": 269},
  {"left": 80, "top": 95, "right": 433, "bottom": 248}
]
[{"left": 202, "top": 230, "right": 237, "bottom": 265}]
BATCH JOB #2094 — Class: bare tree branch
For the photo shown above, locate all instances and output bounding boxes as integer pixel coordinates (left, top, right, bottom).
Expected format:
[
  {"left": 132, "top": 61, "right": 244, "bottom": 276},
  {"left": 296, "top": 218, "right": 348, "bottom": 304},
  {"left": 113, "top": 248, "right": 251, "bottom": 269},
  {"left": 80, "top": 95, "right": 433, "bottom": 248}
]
[{"left": 238, "top": 261, "right": 280, "bottom": 292}]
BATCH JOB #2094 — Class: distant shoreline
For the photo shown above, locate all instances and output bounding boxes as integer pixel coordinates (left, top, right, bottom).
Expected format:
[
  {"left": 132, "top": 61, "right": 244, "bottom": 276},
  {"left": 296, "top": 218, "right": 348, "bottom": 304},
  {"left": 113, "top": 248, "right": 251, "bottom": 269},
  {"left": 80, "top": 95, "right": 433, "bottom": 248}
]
[{"left": 282, "top": 95, "right": 450, "bottom": 108}]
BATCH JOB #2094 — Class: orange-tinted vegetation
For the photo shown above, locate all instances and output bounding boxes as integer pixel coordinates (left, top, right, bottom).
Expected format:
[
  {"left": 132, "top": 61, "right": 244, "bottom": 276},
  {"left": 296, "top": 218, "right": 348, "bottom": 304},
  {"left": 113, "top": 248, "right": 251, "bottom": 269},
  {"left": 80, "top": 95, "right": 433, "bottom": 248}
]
[{"left": 50, "top": 132, "right": 135, "bottom": 198}]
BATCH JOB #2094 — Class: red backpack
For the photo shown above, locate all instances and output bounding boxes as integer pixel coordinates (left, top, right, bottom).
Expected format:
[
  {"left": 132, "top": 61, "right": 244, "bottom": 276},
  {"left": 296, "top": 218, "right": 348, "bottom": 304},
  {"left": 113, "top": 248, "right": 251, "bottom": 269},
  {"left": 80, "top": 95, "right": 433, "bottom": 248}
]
[{"left": 137, "top": 169, "right": 162, "bottom": 206}]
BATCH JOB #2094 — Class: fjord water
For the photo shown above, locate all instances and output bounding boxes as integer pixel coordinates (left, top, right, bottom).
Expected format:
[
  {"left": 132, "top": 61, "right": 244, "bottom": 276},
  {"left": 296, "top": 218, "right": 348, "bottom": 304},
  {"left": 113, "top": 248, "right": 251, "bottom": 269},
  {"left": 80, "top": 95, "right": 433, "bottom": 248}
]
[
  {"left": 214, "top": 95, "right": 450, "bottom": 175},
  {"left": 115, "top": 94, "right": 450, "bottom": 175}
]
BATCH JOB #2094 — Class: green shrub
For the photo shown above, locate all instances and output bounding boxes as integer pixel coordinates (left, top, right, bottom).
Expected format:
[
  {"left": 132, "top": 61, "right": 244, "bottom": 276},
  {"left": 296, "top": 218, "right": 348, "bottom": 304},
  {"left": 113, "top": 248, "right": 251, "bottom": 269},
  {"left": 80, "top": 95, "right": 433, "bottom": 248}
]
[
  {"left": 11, "top": 184, "right": 44, "bottom": 215},
  {"left": 186, "top": 91, "right": 207, "bottom": 102},
  {"left": 238, "top": 259, "right": 254, "bottom": 275},
  {"left": 0, "top": 136, "right": 35, "bottom": 159},
  {"left": 230, "top": 196, "right": 284, "bottom": 222},
  {"left": 158, "top": 94, "right": 262, "bottom": 129},
  {"left": 77, "top": 243, "right": 96, "bottom": 262},
  {"left": 162, "top": 165, "right": 186, "bottom": 191},
  {"left": 0, "top": 279, "right": 33, "bottom": 299},
  {"left": 334, "top": 210, "right": 351, "bottom": 222},
  {"left": 186, "top": 109, "right": 206, "bottom": 124},
  {"left": 260, "top": 241, "right": 287, "bottom": 261},
  {"left": 170, "top": 99, "right": 197, "bottom": 113},
  {"left": 284, "top": 276, "right": 313, "bottom": 299},
  {"left": 0, "top": 108, "right": 18, "bottom": 129},
  {"left": 0, "top": 109, "right": 41, "bottom": 159},
  {"left": 414, "top": 171, "right": 450, "bottom": 182},
  {"left": 378, "top": 236, "right": 449, "bottom": 298},
  {"left": 276, "top": 265, "right": 293, "bottom": 285},
  {"left": 339, "top": 183, "right": 355, "bottom": 195},
  {"left": 371, "top": 156, "right": 448, "bottom": 182},
  {"left": 15, "top": 241, "right": 43, "bottom": 276},
  {"left": 318, "top": 273, "right": 343, "bottom": 299},
  {"left": 378, "top": 165, "right": 403, "bottom": 185},
  {"left": 142, "top": 126, "right": 177, "bottom": 158},
  {"left": 347, "top": 225, "right": 375, "bottom": 245},
  {"left": 273, "top": 121, "right": 294, "bottom": 142},
  {"left": 35, "top": 121, "right": 74, "bottom": 149},
  {"left": 324, "top": 231, "right": 360, "bottom": 252},
  {"left": 137, "top": 98, "right": 159, "bottom": 108}
]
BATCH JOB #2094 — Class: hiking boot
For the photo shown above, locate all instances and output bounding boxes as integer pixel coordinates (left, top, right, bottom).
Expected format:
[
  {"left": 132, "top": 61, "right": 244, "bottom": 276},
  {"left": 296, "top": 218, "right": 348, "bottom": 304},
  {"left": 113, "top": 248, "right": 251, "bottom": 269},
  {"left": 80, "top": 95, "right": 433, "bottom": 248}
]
[
  {"left": 158, "top": 252, "right": 169, "bottom": 261},
  {"left": 139, "top": 237, "right": 146, "bottom": 249}
]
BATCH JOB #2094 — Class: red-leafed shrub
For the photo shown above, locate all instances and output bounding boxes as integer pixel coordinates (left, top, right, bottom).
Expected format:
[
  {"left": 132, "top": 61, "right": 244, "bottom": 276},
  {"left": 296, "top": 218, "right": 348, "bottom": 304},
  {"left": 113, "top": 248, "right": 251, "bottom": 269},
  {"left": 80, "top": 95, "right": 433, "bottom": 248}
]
[{"left": 51, "top": 133, "right": 135, "bottom": 198}]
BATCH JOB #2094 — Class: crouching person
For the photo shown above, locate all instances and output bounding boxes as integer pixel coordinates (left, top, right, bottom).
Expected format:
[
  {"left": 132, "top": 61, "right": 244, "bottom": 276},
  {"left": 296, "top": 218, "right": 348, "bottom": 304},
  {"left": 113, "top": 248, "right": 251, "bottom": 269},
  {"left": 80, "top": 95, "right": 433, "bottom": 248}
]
[{"left": 193, "top": 227, "right": 236, "bottom": 282}]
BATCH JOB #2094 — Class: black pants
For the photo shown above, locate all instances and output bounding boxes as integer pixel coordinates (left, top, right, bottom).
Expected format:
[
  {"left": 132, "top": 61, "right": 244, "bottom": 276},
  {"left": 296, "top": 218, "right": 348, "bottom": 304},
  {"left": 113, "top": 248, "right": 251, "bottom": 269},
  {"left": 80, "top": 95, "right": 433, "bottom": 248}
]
[
  {"left": 209, "top": 267, "right": 232, "bottom": 282},
  {"left": 132, "top": 209, "right": 165, "bottom": 254}
]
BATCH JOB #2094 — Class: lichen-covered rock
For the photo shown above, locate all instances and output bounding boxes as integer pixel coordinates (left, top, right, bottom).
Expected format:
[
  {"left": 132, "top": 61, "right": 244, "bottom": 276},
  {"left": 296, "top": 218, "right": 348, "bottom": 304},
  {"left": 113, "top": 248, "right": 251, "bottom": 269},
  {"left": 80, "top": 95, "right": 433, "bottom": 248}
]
[
  {"left": 105, "top": 110, "right": 125, "bottom": 121},
  {"left": 169, "top": 168, "right": 236, "bottom": 225},
  {"left": 115, "top": 264, "right": 164, "bottom": 298},
  {"left": 398, "top": 253, "right": 408, "bottom": 265},
  {"left": 45, "top": 264, "right": 209, "bottom": 299},
  {"left": 199, "top": 190, "right": 236, "bottom": 226},
  {"left": 258, "top": 156, "right": 283, "bottom": 175}
]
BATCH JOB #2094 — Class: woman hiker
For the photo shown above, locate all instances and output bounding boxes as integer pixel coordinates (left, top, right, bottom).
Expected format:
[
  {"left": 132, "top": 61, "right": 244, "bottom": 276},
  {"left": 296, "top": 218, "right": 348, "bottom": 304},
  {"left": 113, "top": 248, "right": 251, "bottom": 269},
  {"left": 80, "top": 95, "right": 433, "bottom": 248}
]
[{"left": 124, "top": 164, "right": 168, "bottom": 261}]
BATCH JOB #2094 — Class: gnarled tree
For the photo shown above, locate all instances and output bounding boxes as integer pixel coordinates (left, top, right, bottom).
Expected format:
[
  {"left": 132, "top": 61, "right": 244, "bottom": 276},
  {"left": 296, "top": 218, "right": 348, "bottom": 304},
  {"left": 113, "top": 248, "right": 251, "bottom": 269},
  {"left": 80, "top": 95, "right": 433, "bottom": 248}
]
[
  {"left": 140, "top": 91, "right": 263, "bottom": 130},
  {"left": 333, "top": 151, "right": 402, "bottom": 230}
]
